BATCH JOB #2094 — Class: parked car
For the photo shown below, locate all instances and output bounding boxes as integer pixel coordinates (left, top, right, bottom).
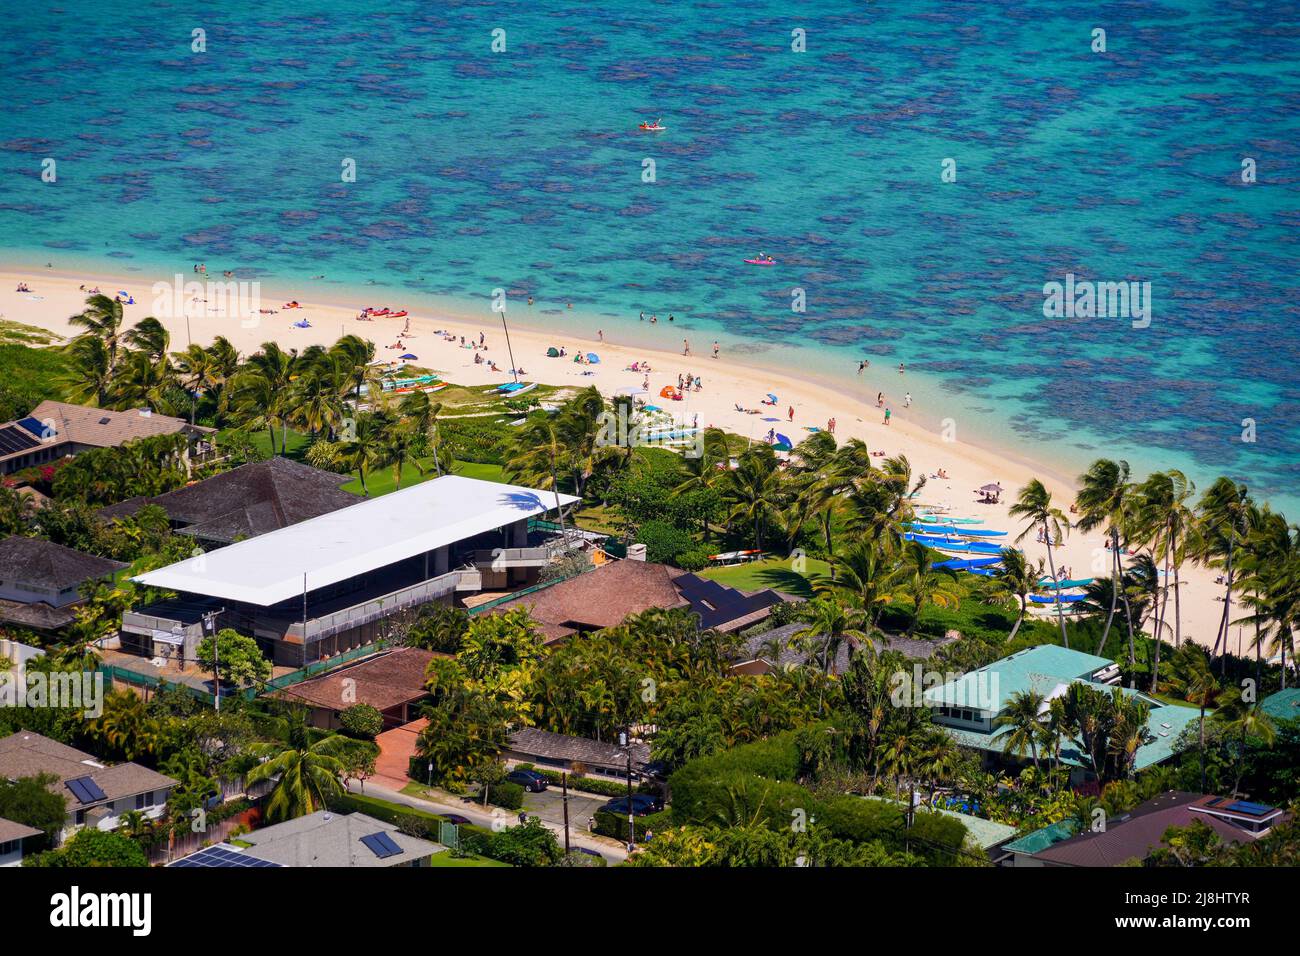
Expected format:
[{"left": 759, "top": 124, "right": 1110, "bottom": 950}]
[
  {"left": 599, "top": 794, "right": 661, "bottom": 817},
  {"left": 440, "top": 814, "right": 473, "bottom": 826},
  {"left": 506, "top": 769, "right": 550, "bottom": 792}
]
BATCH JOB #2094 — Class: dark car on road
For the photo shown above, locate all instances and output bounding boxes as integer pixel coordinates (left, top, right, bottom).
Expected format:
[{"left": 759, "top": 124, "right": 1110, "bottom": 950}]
[
  {"left": 506, "top": 769, "right": 550, "bottom": 792},
  {"left": 440, "top": 814, "right": 473, "bottom": 826},
  {"left": 599, "top": 794, "right": 662, "bottom": 817}
]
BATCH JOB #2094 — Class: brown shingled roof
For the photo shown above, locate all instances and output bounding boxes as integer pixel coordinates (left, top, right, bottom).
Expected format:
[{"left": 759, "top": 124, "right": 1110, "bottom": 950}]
[
  {"left": 0, "top": 536, "right": 127, "bottom": 591},
  {"left": 489, "top": 561, "right": 689, "bottom": 642},
  {"left": 274, "top": 647, "right": 440, "bottom": 712},
  {"left": 97, "top": 457, "right": 359, "bottom": 543},
  {"left": 0, "top": 731, "right": 176, "bottom": 808},
  {"left": 0, "top": 816, "right": 42, "bottom": 843},
  {"left": 27, "top": 399, "right": 208, "bottom": 449}
]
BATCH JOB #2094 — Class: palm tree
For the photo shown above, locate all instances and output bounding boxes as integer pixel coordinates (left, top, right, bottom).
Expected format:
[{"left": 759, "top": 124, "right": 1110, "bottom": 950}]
[
  {"left": 1190, "top": 477, "right": 1252, "bottom": 673},
  {"left": 1009, "top": 479, "right": 1071, "bottom": 647},
  {"left": 338, "top": 412, "right": 387, "bottom": 495},
  {"left": 1236, "top": 513, "right": 1300, "bottom": 689},
  {"left": 172, "top": 343, "right": 220, "bottom": 425},
  {"left": 817, "top": 539, "right": 896, "bottom": 628},
  {"left": 1163, "top": 645, "right": 1224, "bottom": 792},
  {"left": 235, "top": 342, "right": 297, "bottom": 453},
  {"left": 61, "top": 334, "right": 113, "bottom": 406},
  {"left": 399, "top": 390, "right": 447, "bottom": 477},
  {"left": 380, "top": 417, "right": 418, "bottom": 489},
  {"left": 68, "top": 293, "right": 125, "bottom": 371},
  {"left": 1075, "top": 459, "right": 1138, "bottom": 662},
  {"left": 245, "top": 734, "right": 355, "bottom": 823},
  {"left": 792, "top": 597, "right": 871, "bottom": 677},
  {"left": 717, "top": 445, "right": 784, "bottom": 552},
  {"left": 985, "top": 547, "right": 1044, "bottom": 642},
  {"left": 845, "top": 455, "right": 922, "bottom": 555},
  {"left": 994, "top": 689, "right": 1047, "bottom": 770},
  {"left": 1134, "top": 470, "right": 1195, "bottom": 690},
  {"left": 1212, "top": 698, "right": 1276, "bottom": 796},
  {"left": 890, "top": 539, "right": 960, "bottom": 638},
  {"left": 505, "top": 417, "right": 570, "bottom": 539}
]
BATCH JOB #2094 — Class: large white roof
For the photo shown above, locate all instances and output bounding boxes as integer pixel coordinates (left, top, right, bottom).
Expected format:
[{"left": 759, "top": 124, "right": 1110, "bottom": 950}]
[{"left": 133, "top": 475, "right": 579, "bottom": 606}]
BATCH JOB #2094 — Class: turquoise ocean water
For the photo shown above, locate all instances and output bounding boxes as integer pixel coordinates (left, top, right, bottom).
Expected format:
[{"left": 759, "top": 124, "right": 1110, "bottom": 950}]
[{"left": 2, "top": 0, "right": 1298, "bottom": 511}]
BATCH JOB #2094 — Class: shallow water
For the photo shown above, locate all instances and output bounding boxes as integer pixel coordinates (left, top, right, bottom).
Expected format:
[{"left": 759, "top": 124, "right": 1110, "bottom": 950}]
[{"left": 2, "top": 0, "right": 1298, "bottom": 511}]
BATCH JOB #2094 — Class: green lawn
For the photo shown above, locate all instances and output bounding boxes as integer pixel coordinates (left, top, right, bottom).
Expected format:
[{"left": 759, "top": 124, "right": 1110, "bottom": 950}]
[
  {"left": 700, "top": 556, "right": 830, "bottom": 598},
  {"left": 428, "top": 851, "right": 507, "bottom": 867},
  {"left": 341, "top": 458, "right": 506, "bottom": 496}
]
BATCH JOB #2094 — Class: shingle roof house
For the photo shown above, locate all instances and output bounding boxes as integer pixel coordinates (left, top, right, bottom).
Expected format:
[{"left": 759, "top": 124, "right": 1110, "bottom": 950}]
[
  {"left": 239, "top": 810, "right": 443, "bottom": 867},
  {"left": 506, "top": 727, "right": 652, "bottom": 778},
  {"left": 0, "top": 400, "right": 210, "bottom": 476},
  {"left": 1014, "top": 791, "right": 1283, "bottom": 867},
  {"left": 275, "top": 647, "right": 441, "bottom": 730},
  {"left": 0, "top": 732, "right": 176, "bottom": 838},
  {"left": 0, "top": 536, "right": 127, "bottom": 631},
  {"left": 489, "top": 560, "right": 788, "bottom": 643},
  {"left": 98, "top": 457, "right": 359, "bottom": 545}
]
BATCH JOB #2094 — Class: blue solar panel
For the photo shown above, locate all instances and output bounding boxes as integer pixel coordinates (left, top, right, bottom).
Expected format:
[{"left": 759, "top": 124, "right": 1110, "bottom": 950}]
[
  {"left": 1226, "top": 800, "right": 1275, "bottom": 817},
  {"left": 17, "top": 416, "right": 55, "bottom": 439},
  {"left": 169, "top": 845, "right": 282, "bottom": 868},
  {"left": 66, "top": 776, "right": 106, "bottom": 803},
  {"left": 360, "top": 831, "right": 403, "bottom": 859}
]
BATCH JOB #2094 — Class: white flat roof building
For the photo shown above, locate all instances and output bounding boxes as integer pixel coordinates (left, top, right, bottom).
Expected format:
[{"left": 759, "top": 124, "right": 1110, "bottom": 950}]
[{"left": 133, "top": 475, "right": 578, "bottom": 606}]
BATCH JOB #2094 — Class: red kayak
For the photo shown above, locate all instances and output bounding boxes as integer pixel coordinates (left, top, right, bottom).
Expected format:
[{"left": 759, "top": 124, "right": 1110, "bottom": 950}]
[{"left": 744, "top": 257, "right": 775, "bottom": 266}]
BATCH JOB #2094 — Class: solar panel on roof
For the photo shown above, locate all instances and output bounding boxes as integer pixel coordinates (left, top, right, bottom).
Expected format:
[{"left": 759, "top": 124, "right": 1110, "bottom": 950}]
[
  {"left": 0, "top": 426, "right": 40, "bottom": 456},
  {"left": 66, "top": 776, "right": 106, "bottom": 803},
  {"left": 169, "top": 845, "right": 282, "bottom": 868},
  {"left": 1226, "top": 800, "right": 1275, "bottom": 817},
  {"left": 360, "top": 831, "right": 403, "bottom": 859},
  {"left": 16, "top": 416, "right": 55, "bottom": 440}
]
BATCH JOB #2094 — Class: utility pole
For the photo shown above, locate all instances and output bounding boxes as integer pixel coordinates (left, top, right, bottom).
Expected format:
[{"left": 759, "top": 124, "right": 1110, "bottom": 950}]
[
  {"left": 561, "top": 772, "right": 571, "bottom": 857},
  {"left": 619, "top": 731, "right": 634, "bottom": 854},
  {"left": 202, "top": 609, "right": 223, "bottom": 711},
  {"left": 499, "top": 307, "right": 519, "bottom": 385}
]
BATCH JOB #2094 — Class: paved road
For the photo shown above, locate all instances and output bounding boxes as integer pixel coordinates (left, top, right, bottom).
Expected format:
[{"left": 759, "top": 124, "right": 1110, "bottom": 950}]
[{"left": 346, "top": 779, "right": 628, "bottom": 865}]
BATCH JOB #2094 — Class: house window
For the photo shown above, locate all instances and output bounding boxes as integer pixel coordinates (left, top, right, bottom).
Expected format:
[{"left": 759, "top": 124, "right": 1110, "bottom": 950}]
[
  {"left": 0, "top": 839, "right": 14, "bottom": 855},
  {"left": 135, "top": 792, "right": 153, "bottom": 810}
]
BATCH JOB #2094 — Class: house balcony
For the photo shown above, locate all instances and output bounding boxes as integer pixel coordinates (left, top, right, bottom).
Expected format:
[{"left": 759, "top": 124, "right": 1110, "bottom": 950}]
[{"left": 283, "top": 568, "right": 481, "bottom": 643}]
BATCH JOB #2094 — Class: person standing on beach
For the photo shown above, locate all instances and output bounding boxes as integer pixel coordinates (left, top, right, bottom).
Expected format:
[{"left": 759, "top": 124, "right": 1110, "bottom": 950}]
[
  {"left": 858, "top": 360, "right": 869, "bottom": 374},
  {"left": 904, "top": 392, "right": 912, "bottom": 408},
  {"left": 898, "top": 362, "right": 905, "bottom": 374},
  {"left": 683, "top": 339, "right": 690, "bottom": 356},
  {"left": 639, "top": 311, "right": 645, "bottom": 321},
  {"left": 877, "top": 392, "right": 883, "bottom": 407},
  {"left": 712, "top": 342, "right": 719, "bottom": 359},
  {"left": 884, "top": 407, "right": 891, "bottom": 425},
  {"left": 788, "top": 406, "right": 794, "bottom": 422},
  {"left": 598, "top": 329, "right": 603, "bottom": 342}
]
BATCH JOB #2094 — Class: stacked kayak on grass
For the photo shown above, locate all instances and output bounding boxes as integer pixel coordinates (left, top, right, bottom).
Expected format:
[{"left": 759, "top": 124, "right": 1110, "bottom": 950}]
[
  {"left": 1029, "top": 593, "right": 1088, "bottom": 604},
  {"left": 934, "top": 557, "right": 1002, "bottom": 571}
]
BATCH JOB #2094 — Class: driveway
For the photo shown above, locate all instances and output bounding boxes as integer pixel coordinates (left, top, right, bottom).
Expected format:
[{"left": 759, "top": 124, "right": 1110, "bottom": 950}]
[
  {"left": 522, "top": 787, "right": 609, "bottom": 832},
  {"left": 347, "top": 779, "right": 628, "bottom": 865}
]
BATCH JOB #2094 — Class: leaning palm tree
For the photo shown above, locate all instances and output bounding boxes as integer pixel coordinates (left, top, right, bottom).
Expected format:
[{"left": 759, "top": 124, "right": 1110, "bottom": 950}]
[
  {"left": 245, "top": 734, "right": 355, "bottom": 823},
  {"left": 398, "top": 390, "right": 446, "bottom": 477},
  {"left": 985, "top": 547, "right": 1044, "bottom": 642},
  {"left": 337, "top": 412, "right": 387, "bottom": 495},
  {"left": 68, "top": 293, "right": 126, "bottom": 371},
  {"left": 1162, "top": 644, "right": 1224, "bottom": 792},
  {"left": 60, "top": 334, "right": 114, "bottom": 406},
  {"left": 1074, "top": 459, "right": 1138, "bottom": 662},
  {"left": 1188, "top": 477, "right": 1252, "bottom": 672},
  {"left": 994, "top": 689, "right": 1047, "bottom": 770},
  {"left": 1009, "top": 478, "right": 1071, "bottom": 647},
  {"left": 717, "top": 444, "right": 784, "bottom": 552},
  {"left": 1211, "top": 698, "right": 1276, "bottom": 797}
]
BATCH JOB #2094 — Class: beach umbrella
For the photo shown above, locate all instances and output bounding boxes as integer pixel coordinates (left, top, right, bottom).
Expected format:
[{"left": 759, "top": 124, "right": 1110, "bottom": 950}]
[
  {"left": 615, "top": 386, "right": 647, "bottom": 397},
  {"left": 767, "top": 393, "right": 778, "bottom": 403},
  {"left": 776, "top": 433, "right": 792, "bottom": 447},
  {"left": 587, "top": 353, "right": 601, "bottom": 364},
  {"left": 400, "top": 353, "right": 418, "bottom": 360},
  {"left": 978, "top": 483, "right": 1003, "bottom": 494}
]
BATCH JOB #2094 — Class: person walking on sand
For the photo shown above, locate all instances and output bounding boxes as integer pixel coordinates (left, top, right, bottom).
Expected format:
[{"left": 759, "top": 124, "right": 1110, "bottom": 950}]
[
  {"left": 640, "top": 311, "right": 645, "bottom": 321},
  {"left": 788, "top": 406, "right": 794, "bottom": 422},
  {"left": 898, "top": 362, "right": 905, "bottom": 374},
  {"left": 598, "top": 329, "right": 603, "bottom": 342},
  {"left": 904, "top": 392, "right": 911, "bottom": 408},
  {"left": 858, "top": 359, "right": 869, "bottom": 374},
  {"left": 712, "top": 341, "right": 719, "bottom": 359},
  {"left": 884, "top": 407, "right": 891, "bottom": 425},
  {"left": 683, "top": 339, "right": 690, "bottom": 356},
  {"left": 877, "top": 392, "right": 883, "bottom": 407}
]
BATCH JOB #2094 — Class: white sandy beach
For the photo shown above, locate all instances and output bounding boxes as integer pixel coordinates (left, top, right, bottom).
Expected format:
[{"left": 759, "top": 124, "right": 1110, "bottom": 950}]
[{"left": 0, "top": 266, "right": 1249, "bottom": 658}]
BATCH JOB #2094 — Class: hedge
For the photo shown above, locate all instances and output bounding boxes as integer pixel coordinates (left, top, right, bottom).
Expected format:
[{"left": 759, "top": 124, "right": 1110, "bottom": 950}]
[
  {"left": 667, "top": 727, "right": 968, "bottom": 863},
  {"left": 514, "top": 764, "right": 658, "bottom": 800}
]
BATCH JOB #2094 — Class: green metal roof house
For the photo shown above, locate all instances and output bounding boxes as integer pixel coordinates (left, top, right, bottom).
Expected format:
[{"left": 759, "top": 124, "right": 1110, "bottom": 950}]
[{"left": 921, "top": 644, "right": 1198, "bottom": 773}]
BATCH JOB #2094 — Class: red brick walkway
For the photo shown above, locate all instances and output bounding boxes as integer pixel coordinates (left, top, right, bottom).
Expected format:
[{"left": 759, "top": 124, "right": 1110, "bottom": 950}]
[{"left": 373, "top": 717, "right": 427, "bottom": 790}]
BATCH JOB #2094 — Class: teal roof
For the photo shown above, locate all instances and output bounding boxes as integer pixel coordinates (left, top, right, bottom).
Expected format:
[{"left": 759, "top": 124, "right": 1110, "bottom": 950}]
[
  {"left": 922, "top": 644, "right": 1116, "bottom": 712},
  {"left": 1003, "top": 819, "right": 1080, "bottom": 855},
  {"left": 861, "top": 797, "right": 1018, "bottom": 851},
  {"left": 936, "top": 683, "right": 1199, "bottom": 771},
  {"left": 1260, "top": 689, "right": 1300, "bottom": 723}
]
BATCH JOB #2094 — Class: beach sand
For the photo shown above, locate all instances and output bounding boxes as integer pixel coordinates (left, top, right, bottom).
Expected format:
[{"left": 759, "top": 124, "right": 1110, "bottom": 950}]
[{"left": 0, "top": 266, "right": 1250, "bottom": 659}]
